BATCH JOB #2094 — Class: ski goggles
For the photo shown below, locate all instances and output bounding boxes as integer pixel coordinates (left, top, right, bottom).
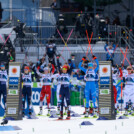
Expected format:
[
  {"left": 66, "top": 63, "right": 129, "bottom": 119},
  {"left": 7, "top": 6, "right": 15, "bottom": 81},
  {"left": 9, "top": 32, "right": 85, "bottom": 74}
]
[{"left": 62, "top": 68, "right": 67, "bottom": 70}]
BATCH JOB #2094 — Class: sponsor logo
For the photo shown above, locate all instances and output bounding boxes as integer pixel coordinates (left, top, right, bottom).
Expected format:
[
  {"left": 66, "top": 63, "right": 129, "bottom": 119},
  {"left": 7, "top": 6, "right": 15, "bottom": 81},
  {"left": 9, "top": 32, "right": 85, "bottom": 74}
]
[
  {"left": 12, "top": 68, "right": 17, "bottom": 74},
  {"left": 100, "top": 89, "right": 110, "bottom": 95},
  {"left": 9, "top": 77, "right": 19, "bottom": 85},
  {"left": 9, "top": 66, "right": 20, "bottom": 77},
  {"left": 8, "top": 90, "right": 18, "bottom": 95},
  {"left": 100, "top": 85, "right": 110, "bottom": 89},
  {"left": 8, "top": 108, "right": 17, "bottom": 114},
  {"left": 100, "top": 77, "right": 110, "bottom": 84},
  {"left": 32, "top": 91, "right": 40, "bottom": 104},
  {"left": 100, "top": 65, "right": 110, "bottom": 77},
  {"left": 102, "top": 67, "right": 108, "bottom": 74},
  {"left": 100, "top": 107, "right": 110, "bottom": 114}
]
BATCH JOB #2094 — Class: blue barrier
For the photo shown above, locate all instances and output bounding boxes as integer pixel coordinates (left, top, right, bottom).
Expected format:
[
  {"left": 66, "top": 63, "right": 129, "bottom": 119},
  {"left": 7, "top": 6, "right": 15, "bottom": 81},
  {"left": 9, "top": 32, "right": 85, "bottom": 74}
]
[{"left": 0, "top": 88, "right": 55, "bottom": 117}]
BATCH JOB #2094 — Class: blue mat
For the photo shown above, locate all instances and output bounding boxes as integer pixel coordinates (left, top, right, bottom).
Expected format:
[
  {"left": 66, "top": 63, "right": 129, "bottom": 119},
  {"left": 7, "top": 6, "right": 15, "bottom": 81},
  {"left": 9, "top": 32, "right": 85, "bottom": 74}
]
[{"left": 0, "top": 126, "right": 21, "bottom": 131}]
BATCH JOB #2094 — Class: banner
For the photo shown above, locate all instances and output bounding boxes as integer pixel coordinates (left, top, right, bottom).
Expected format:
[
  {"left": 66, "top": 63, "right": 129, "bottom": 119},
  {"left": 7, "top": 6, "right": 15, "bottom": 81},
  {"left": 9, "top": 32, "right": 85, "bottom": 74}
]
[
  {"left": 99, "top": 61, "right": 116, "bottom": 120},
  {"left": 99, "top": 65, "right": 110, "bottom": 77},
  {"left": 9, "top": 66, "right": 20, "bottom": 77},
  {"left": 6, "top": 62, "right": 22, "bottom": 120}
]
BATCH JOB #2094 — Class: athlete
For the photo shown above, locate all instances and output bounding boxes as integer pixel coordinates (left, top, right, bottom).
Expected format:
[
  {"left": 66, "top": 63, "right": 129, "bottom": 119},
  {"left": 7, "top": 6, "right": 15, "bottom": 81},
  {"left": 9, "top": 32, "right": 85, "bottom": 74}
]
[
  {"left": 22, "top": 66, "right": 32, "bottom": 116},
  {"left": 38, "top": 67, "right": 52, "bottom": 116},
  {"left": 78, "top": 55, "right": 99, "bottom": 117},
  {"left": 0, "top": 63, "right": 8, "bottom": 114},
  {"left": 53, "top": 71, "right": 61, "bottom": 114},
  {"left": 123, "top": 66, "right": 134, "bottom": 116},
  {"left": 58, "top": 65, "right": 71, "bottom": 120}
]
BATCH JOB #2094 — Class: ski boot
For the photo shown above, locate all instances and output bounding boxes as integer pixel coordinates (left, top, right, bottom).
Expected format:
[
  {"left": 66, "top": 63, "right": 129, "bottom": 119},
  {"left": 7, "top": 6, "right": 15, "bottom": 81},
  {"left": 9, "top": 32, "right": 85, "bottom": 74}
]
[
  {"left": 124, "top": 109, "right": 128, "bottom": 116},
  {"left": 38, "top": 107, "right": 43, "bottom": 115},
  {"left": 84, "top": 108, "right": 89, "bottom": 118},
  {"left": 3, "top": 109, "right": 6, "bottom": 118},
  {"left": 128, "top": 100, "right": 132, "bottom": 114},
  {"left": 29, "top": 109, "right": 32, "bottom": 116},
  {"left": 89, "top": 107, "right": 93, "bottom": 115},
  {"left": 58, "top": 111, "right": 63, "bottom": 120},
  {"left": 66, "top": 111, "right": 71, "bottom": 120},
  {"left": 83, "top": 107, "right": 86, "bottom": 115},
  {"left": 22, "top": 109, "right": 25, "bottom": 117},
  {"left": 116, "top": 106, "right": 120, "bottom": 114},
  {"left": 47, "top": 109, "right": 51, "bottom": 116},
  {"left": 64, "top": 107, "right": 67, "bottom": 115},
  {"left": 93, "top": 108, "right": 98, "bottom": 118},
  {"left": 57, "top": 107, "right": 60, "bottom": 115}
]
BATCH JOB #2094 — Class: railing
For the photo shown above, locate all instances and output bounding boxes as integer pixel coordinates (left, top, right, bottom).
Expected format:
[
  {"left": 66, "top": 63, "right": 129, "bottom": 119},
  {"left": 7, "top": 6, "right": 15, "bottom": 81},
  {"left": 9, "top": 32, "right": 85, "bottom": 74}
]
[{"left": 1, "top": 7, "right": 59, "bottom": 26}]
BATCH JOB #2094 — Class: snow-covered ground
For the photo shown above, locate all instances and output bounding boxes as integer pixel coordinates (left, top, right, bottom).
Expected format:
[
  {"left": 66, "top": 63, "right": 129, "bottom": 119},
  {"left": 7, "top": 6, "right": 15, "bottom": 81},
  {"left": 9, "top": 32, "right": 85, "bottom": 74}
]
[{"left": 1, "top": 106, "right": 134, "bottom": 134}]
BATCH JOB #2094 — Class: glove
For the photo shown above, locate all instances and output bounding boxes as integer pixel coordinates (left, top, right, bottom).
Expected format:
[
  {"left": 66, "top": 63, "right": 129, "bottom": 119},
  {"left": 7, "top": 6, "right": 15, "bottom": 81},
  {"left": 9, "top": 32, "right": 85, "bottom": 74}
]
[{"left": 92, "top": 55, "right": 97, "bottom": 59}]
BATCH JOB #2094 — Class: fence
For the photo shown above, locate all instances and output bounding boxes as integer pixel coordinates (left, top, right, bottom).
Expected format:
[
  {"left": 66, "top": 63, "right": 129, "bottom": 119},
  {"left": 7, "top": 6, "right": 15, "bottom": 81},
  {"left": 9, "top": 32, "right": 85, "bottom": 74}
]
[
  {"left": 1, "top": 7, "right": 59, "bottom": 26},
  {"left": 15, "top": 44, "right": 131, "bottom": 67}
]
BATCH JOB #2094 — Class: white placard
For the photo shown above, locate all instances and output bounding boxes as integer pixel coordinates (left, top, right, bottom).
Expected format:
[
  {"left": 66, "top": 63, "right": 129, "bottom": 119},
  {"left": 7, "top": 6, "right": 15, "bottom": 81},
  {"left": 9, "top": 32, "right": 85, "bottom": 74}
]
[
  {"left": 8, "top": 90, "right": 18, "bottom": 95},
  {"left": 8, "top": 108, "right": 17, "bottom": 114},
  {"left": 9, "top": 66, "right": 20, "bottom": 77},
  {"left": 99, "top": 65, "right": 110, "bottom": 77},
  {"left": 100, "top": 107, "right": 110, "bottom": 114},
  {"left": 100, "top": 89, "right": 110, "bottom": 95}
]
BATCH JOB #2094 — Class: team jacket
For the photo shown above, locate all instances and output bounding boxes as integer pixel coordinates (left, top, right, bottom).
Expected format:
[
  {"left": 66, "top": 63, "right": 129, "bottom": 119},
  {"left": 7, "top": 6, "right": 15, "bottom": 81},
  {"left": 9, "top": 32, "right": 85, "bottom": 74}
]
[
  {"left": 0, "top": 70, "right": 8, "bottom": 83},
  {"left": 60, "top": 73, "right": 70, "bottom": 85},
  {"left": 40, "top": 74, "right": 52, "bottom": 85},
  {"left": 125, "top": 73, "right": 134, "bottom": 85},
  {"left": 84, "top": 69, "right": 96, "bottom": 81},
  {"left": 78, "top": 59, "right": 99, "bottom": 82},
  {"left": 22, "top": 73, "right": 32, "bottom": 86},
  {"left": 53, "top": 73, "right": 61, "bottom": 85}
]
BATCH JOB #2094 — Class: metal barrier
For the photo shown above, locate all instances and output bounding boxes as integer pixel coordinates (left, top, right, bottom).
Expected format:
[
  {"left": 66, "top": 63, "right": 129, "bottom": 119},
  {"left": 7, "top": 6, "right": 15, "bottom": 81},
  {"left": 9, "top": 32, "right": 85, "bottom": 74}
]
[
  {"left": 15, "top": 44, "right": 131, "bottom": 67},
  {"left": 2, "top": 9, "right": 26, "bottom": 24},
  {"left": 1, "top": 8, "right": 59, "bottom": 26}
]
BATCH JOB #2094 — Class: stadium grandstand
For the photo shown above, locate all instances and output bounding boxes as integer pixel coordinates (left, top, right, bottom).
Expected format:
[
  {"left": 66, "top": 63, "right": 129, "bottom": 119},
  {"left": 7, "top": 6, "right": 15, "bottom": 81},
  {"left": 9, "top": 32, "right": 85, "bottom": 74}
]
[{"left": 0, "top": 0, "right": 133, "bottom": 67}]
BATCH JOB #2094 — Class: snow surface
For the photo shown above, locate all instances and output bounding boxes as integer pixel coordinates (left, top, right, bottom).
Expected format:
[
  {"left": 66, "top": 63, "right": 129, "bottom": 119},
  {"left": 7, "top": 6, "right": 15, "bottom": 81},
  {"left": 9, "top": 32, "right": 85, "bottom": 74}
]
[{"left": 1, "top": 106, "right": 134, "bottom": 134}]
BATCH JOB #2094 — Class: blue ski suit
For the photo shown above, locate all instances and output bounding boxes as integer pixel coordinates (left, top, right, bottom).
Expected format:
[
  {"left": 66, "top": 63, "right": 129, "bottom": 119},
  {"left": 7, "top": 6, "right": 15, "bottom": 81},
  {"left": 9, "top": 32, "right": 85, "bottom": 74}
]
[{"left": 78, "top": 59, "right": 99, "bottom": 108}]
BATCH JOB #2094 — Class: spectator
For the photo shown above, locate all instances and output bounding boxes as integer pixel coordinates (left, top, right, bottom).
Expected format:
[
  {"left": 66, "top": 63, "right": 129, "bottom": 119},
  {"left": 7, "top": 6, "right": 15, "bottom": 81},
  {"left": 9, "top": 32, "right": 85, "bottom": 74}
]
[
  {"left": 50, "top": 0, "right": 57, "bottom": 9},
  {"left": 126, "top": 15, "right": 130, "bottom": 28},
  {"left": 104, "top": 42, "right": 116, "bottom": 65},
  {"left": 0, "top": 2, "right": 3, "bottom": 22},
  {"left": 75, "top": 14, "right": 86, "bottom": 38},
  {"left": 99, "top": 17, "right": 109, "bottom": 38},
  {"left": 46, "top": 39, "right": 57, "bottom": 65},
  {"left": 8, "top": 47, "right": 15, "bottom": 62},
  {"left": 36, "top": 57, "right": 46, "bottom": 72},
  {"left": 29, "top": 61, "right": 38, "bottom": 82},
  {"left": 85, "top": 13, "right": 93, "bottom": 37},
  {"left": 113, "top": 16, "right": 121, "bottom": 25},
  {"left": 68, "top": 59, "right": 75, "bottom": 75},
  {"left": 55, "top": 14, "right": 68, "bottom": 38}
]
